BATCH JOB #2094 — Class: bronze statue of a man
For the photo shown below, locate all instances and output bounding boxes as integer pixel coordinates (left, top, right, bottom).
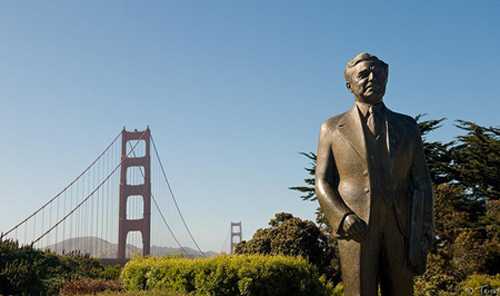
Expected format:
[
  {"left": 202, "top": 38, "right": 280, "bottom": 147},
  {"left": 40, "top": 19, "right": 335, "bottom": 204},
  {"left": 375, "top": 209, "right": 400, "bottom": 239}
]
[{"left": 315, "top": 52, "right": 434, "bottom": 295}]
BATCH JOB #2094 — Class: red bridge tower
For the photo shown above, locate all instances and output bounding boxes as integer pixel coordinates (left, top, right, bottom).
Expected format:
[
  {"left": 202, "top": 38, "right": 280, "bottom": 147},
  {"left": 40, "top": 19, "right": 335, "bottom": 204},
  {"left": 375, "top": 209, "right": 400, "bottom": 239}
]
[{"left": 117, "top": 128, "right": 151, "bottom": 260}]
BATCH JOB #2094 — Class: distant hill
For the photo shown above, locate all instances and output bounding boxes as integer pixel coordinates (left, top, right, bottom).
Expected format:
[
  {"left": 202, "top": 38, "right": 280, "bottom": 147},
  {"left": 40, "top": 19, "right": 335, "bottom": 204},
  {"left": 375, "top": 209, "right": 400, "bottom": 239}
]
[{"left": 46, "top": 236, "right": 217, "bottom": 258}]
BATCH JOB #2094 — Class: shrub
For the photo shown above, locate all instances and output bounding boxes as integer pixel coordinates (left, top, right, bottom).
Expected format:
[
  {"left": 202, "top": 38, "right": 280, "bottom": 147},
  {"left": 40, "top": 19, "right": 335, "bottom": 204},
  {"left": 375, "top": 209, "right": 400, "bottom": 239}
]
[
  {"left": 331, "top": 283, "right": 344, "bottom": 296},
  {"left": 0, "top": 239, "right": 108, "bottom": 295},
  {"left": 99, "top": 264, "right": 123, "bottom": 280},
  {"left": 59, "top": 278, "right": 122, "bottom": 295},
  {"left": 414, "top": 251, "right": 463, "bottom": 296},
  {"left": 121, "top": 255, "right": 329, "bottom": 296},
  {"left": 235, "top": 213, "right": 339, "bottom": 283},
  {"left": 458, "top": 274, "right": 500, "bottom": 296}
]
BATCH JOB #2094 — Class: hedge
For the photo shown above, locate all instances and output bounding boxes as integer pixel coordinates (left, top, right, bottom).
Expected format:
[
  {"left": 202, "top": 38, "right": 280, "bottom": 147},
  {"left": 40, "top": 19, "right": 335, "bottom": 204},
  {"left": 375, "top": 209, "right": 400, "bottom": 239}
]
[
  {"left": 458, "top": 274, "right": 500, "bottom": 296},
  {"left": 121, "top": 255, "right": 329, "bottom": 296}
]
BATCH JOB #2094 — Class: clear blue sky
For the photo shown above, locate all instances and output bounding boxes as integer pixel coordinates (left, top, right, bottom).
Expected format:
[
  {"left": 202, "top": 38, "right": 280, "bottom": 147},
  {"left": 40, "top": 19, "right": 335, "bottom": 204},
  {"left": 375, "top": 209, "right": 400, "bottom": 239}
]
[{"left": 1, "top": 1, "right": 498, "bottom": 253}]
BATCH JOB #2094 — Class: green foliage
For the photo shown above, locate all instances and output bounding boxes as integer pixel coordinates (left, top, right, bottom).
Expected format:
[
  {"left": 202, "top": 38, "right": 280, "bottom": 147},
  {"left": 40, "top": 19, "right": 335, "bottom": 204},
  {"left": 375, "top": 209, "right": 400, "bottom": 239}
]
[
  {"left": 416, "top": 274, "right": 500, "bottom": 296},
  {"left": 0, "top": 239, "right": 45, "bottom": 295},
  {"left": 414, "top": 184, "right": 500, "bottom": 295},
  {"left": 289, "top": 152, "right": 317, "bottom": 202},
  {"left": 318, "top": 275, "right": 343, "bottom": 296},
  {"left": 331, "top": 283, "right": 344, "bottom": 296},
  {"left": 414, "top": 250, "right": 463, "bottom": 295},
  {"left": 0, "top": 238, "right": 109, "bottom": 295},
  {"left": 458, "top": 274, "right": 500, "bottom": 296},
  {"left": 121, "top": 255, "right": 330, "bottom": 296},
  {"left": 100, "top": 264, "right": 124, "bottom": 280},
  {"left": 413, "top": 120, "right": 500, "bottom": 293},
  {"left": 416, "top": 116, "right": 454, "bottom": 185},
  {"left": 234, "top": 212, "right": 340, "bottom": 284},
  {"left": 451, "top": 121, "right": 500, "bottom": 200},
  {"left": 452, "top": 228, "right": 499, "bottom": 277}
]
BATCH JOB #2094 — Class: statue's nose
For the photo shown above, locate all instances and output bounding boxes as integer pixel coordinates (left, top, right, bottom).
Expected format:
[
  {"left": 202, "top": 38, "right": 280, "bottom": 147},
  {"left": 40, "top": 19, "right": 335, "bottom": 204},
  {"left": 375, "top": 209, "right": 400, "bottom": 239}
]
[{"left": 368, "top": 71, "right": 375, "bottom": 81}]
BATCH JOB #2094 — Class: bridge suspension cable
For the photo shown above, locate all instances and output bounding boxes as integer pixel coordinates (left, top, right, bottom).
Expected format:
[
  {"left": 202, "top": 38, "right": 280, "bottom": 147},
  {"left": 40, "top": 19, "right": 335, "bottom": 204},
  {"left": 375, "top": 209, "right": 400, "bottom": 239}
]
[
  {"left": 151, "top": 135, "right": 205, "bottom": 256},
  {"left": 128, "top": 144, "right": 188, "bottom": 256},
  {"left": 1, "top": 131, "right": 122, "bottom": 240},
  {"left": 30, "top": 130, "right": 147, "bottom": 245},
  {"left": 3, "top": 128, "right": 203, "bottom": 259}
]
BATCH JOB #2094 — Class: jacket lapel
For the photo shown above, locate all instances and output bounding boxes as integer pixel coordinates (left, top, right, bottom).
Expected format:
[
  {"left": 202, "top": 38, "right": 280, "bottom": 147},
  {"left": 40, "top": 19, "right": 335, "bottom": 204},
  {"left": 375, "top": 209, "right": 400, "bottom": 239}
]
[
  {"left": 386, "top": 108, "right": 401, "bottom": 159},
  {"left": 336, "top": 105, "right": 367, "bottom": 162}
]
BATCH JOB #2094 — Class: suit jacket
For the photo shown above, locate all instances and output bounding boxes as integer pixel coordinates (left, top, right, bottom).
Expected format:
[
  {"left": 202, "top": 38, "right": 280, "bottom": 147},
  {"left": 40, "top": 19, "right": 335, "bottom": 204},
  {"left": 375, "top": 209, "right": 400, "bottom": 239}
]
[{"left": 315, "top": 103, "right": 433, "bottom": 271}]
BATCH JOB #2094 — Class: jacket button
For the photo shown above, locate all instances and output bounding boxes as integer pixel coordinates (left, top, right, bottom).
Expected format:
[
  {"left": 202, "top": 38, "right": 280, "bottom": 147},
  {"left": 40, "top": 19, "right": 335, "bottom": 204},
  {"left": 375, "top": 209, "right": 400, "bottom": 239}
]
[{"left": 364, "top": 188, "right": 370, "bottom": 193}]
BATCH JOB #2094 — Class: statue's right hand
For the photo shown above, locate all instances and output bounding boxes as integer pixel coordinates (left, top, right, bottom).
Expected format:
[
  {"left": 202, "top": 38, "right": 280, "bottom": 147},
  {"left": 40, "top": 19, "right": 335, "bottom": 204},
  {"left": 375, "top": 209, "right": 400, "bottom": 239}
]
[{"left": 342, "top": 214, "right": 368, "bottom": 242}]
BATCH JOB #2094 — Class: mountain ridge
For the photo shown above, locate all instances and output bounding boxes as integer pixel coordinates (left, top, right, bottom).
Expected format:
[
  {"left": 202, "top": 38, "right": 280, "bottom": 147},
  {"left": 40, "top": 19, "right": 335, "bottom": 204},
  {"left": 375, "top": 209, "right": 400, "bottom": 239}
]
[{"left": 46, "top": 236, "right": 217, "bottom": 258}]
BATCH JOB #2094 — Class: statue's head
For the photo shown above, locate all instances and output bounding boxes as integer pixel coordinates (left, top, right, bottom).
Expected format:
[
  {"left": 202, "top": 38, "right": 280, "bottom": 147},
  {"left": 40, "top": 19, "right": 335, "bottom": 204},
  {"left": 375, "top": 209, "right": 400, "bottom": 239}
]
[{"left": 344, "top": 52, "right": 388, "bottom": 105}]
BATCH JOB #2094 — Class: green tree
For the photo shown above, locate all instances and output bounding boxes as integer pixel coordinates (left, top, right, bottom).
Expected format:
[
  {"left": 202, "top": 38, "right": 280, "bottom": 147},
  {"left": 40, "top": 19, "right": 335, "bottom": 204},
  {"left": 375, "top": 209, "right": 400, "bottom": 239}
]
[
  {"left": 235, "top": 212, "right": 340, "bottom": 283},
  {"left": 449, "top": 121, "right": 500, "bottom": 201}
]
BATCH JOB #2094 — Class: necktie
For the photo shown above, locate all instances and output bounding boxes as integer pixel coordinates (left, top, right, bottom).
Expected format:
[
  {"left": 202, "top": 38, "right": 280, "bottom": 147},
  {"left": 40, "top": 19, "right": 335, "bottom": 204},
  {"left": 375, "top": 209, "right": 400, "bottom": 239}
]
[{"left": 367, "top": 104, "right": 382, "bottom": 138}]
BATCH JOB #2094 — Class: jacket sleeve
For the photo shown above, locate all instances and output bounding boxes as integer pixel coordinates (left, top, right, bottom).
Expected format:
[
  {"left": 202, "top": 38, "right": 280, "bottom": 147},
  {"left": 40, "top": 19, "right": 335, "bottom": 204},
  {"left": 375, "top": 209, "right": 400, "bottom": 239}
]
[
  {"left": 315, "top": 123, "right": 353, "bottom": 237},
  {"left": 410, "top": 125, "right": 434, "bottom": 239}
]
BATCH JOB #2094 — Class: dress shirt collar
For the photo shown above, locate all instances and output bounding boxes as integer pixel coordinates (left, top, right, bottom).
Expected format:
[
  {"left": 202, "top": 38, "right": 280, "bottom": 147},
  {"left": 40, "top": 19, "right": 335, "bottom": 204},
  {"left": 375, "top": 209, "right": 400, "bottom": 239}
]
[{"left": 355, "top": 100, "right": 386, "bottom": 119}]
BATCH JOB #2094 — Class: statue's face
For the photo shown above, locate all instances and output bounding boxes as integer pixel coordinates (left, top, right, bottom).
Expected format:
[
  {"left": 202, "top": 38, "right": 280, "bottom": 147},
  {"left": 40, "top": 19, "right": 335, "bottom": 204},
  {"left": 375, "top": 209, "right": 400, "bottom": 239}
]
[{"left": 347, "top": 60, "right": 388, "bottom": 104}]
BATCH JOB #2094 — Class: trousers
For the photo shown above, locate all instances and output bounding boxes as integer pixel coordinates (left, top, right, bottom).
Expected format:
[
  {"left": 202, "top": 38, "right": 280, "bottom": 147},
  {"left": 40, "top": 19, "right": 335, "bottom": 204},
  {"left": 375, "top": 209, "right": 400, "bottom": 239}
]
[{"left": 338, "top": 196, "right": 414, "bottom": 296}]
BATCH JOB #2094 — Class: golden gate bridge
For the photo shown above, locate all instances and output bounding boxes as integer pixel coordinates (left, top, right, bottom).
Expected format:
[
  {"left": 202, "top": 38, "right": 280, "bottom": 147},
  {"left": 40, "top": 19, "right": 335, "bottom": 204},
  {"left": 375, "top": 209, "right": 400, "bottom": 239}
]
[{"left": 1, "top": 127, "right": 205, "bottom": 263}]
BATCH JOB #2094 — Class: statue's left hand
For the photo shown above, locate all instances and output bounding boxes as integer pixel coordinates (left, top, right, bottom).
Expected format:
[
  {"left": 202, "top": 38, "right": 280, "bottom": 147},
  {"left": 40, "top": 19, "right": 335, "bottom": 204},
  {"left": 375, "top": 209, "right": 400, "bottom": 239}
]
[{"left": 342, "top": 214, "right": 368, "bottom": 242}]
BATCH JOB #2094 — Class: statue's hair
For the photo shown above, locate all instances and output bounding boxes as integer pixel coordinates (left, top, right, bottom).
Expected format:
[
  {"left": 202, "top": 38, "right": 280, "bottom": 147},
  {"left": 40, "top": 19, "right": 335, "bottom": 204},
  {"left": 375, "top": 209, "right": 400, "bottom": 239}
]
[{"left": 344, "top": 52, "right": 388, "bottom": 81}]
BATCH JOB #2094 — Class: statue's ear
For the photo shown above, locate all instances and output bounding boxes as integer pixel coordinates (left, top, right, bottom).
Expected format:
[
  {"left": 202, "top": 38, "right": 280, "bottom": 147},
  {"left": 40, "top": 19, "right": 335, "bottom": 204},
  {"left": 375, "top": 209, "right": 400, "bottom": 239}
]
[{"left": 346, "top": 82, "right": 351, "bottom": 90}]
